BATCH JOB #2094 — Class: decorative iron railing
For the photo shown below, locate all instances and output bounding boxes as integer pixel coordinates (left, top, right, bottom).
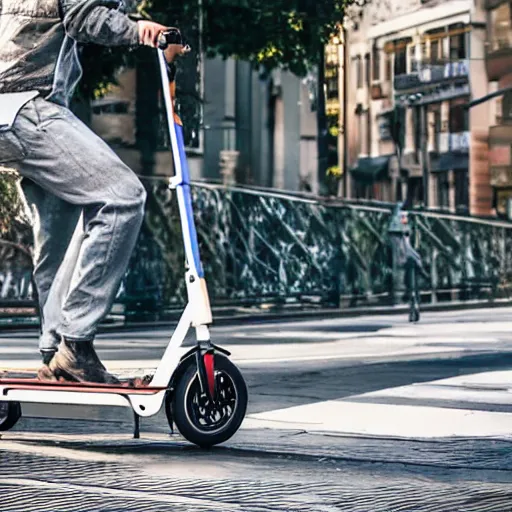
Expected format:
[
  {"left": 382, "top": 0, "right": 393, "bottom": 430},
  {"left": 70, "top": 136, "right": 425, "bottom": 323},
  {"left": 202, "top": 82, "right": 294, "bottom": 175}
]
[{"left": 1, "top": 179, "right": 512, "bottom": 320}]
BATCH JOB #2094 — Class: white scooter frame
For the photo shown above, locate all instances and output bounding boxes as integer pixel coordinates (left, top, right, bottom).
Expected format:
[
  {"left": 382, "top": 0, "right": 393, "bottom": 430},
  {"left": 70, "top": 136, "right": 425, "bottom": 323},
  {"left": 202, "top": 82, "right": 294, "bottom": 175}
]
[{"left": 0, "top": 36, "right": 246, "bottom": 444}]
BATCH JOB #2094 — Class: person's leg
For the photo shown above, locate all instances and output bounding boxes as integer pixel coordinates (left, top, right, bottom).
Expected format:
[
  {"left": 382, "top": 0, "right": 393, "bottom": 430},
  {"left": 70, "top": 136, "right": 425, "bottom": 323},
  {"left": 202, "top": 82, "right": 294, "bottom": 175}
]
[
  {"left": 17, "top": 179, "right": 82, "bottom": 360},
  {"left": 11, "top": 97, "right": 146, "bottom": 383}
]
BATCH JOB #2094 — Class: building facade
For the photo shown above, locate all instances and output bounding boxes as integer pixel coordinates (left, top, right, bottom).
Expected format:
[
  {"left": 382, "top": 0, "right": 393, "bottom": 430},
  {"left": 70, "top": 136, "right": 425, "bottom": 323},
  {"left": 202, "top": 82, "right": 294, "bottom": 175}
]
[
  {"left": 486, "top": 0, "right": 512, "bottom": 216},
  {"left": 345, "top": 0, "right": 503, "bottom": 216},
  {"left": 89, "top": 52, "right": 318, "bottom": 193}
]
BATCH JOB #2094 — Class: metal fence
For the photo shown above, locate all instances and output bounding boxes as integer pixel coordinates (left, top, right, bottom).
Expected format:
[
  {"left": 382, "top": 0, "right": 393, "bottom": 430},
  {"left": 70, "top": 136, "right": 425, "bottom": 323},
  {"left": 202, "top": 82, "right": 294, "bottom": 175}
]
[{"left": 1, "top": 180, "right": 512, "bottom": 319}]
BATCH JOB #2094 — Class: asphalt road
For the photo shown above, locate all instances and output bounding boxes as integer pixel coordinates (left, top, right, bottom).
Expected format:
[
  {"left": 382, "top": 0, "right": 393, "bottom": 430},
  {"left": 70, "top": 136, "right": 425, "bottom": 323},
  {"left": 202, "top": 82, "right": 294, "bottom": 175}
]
[{"left": 1, "top": 307, "right": 512, "bottom": 511}]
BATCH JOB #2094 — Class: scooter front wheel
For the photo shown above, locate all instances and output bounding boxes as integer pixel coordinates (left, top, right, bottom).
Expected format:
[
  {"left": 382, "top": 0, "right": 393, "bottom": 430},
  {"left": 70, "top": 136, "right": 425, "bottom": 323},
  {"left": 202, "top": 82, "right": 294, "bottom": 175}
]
[
  {"left": 0, "top": 401, "right": 22, "bottom": 432},
  {"left": 170, "top": 354, "right": 248, "bottom": 448}
]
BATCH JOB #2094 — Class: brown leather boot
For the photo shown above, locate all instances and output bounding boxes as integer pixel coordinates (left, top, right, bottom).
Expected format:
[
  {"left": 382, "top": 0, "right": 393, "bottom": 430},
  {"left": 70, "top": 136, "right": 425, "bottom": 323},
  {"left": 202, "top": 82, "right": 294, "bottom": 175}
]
[
  {"left": 37, "top": 350, "right": 58, "bottom": 381},
  {"left": 48, "top": 338, "right": 120, "bottom": 385}
]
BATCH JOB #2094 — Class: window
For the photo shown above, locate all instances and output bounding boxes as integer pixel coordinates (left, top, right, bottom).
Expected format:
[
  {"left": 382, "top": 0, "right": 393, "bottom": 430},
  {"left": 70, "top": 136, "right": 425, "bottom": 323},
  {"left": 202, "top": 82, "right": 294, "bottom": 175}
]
[
  {"left": 372, "top": 46, "right": 380, "bottom": 81},
  {"left": 430, "top": 104, "right": 442, "bottom": 152},
  {"left": 449, "top": 98, "right": 469, "bottom": 133},
  {"left": 366, "top": 111, "right": 372, "bottom": 155},
  {"left": 420, "top": 41, "right": 428, "bottom": 63},
  {"left": 503, "top": 90, "right": 512, "bottom": 121},
  {"left": 325, "top": 43, "right": 339, "bottom": 65},
  {"left": 385, "top": 52, "right": 392, "bottom": 81},
  {"left": 426, "top": 28, "right": 447, "bottom": 63},
  {"left": 394, "top": 45, "right": 407, "bottom": 75},
  {"left": 325, "top": 67, "right": 339, "bottom": 100},
  {"left": 365, "top": 54, "right": 371, "bottom": 87},
  {"left": 354, "top": 56, "right": 362, "bottom": 89},
  {"left": 409, "top": 45, "right": 418, "bottom": 72},
  {"left": 491, "top": 2, "right": 512, "bottom": 51},
  {"left": 454, "top": 170, "right": 469, "bottom": 212},
  {"left": 437, "top": 172, "right": 450, "bottom": 209},
  {"left": 358, "top": 113, "right": 364, "bottom": 155},
  {"left": 413, "top": 107, "right": 421, "bottom": 163},
  {"left": 449, "top": 23, "right": 467, "bottom": 60}
]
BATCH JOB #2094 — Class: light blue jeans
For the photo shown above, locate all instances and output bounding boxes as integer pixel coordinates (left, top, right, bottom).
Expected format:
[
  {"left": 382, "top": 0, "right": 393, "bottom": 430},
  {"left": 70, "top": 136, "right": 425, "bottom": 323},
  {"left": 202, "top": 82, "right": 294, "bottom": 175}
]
[{"left": 0, "top": 97, "right": 146, "bottom": 351}]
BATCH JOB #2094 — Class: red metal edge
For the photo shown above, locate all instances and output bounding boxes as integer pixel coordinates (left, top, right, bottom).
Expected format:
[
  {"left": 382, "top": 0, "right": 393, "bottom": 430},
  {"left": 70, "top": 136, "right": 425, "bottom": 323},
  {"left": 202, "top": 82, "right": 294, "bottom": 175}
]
[{"left": 203, "top": 353, "right": 215, "bottom": 397}]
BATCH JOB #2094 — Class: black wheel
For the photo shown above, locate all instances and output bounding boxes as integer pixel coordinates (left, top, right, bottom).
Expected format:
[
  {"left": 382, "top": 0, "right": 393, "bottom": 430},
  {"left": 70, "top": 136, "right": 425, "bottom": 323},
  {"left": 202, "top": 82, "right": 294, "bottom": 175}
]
[
  {"left": 169, "top": 354, "right": 248, "bottom": 448},
  {"left": 0, "top": 401, "right": 22, "bottom": 432}
]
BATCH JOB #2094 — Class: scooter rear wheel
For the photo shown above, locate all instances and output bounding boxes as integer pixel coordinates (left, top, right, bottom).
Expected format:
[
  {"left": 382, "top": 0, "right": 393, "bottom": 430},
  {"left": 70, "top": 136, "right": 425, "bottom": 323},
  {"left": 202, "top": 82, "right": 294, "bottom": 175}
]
[
  {"left": 170, "top": 354, "right": 247, "bottom": 448},
  {"left": 0, "top": 401, "right": 22, "bottom": 432}
]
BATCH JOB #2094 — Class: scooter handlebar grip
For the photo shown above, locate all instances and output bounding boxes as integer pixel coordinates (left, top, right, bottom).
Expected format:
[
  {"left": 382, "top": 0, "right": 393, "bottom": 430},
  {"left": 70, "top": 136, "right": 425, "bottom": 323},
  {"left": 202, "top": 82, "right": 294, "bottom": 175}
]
[{"left": 157, "top": 28, "right": 183, "bottom": 49}]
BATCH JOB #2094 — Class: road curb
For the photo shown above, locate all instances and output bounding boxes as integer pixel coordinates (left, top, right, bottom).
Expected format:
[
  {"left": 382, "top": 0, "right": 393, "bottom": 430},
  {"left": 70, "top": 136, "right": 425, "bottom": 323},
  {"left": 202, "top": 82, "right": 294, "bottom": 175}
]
[{"left": 1, "top": 299, "right": 512, "bottom": 333}]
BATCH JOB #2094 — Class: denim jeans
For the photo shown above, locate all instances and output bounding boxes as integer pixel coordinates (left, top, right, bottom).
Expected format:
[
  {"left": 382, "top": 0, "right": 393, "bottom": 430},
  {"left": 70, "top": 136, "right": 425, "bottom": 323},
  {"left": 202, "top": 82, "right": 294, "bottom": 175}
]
[{"left": 0, "top": 96, "right": 146, "bottom": 350}]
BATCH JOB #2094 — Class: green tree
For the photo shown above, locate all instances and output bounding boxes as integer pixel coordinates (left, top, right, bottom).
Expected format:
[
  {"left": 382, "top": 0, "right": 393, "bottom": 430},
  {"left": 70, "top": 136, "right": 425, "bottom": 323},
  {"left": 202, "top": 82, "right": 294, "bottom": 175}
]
[{"left": 141, "top": 0, "right": 365, "bottom": 188}]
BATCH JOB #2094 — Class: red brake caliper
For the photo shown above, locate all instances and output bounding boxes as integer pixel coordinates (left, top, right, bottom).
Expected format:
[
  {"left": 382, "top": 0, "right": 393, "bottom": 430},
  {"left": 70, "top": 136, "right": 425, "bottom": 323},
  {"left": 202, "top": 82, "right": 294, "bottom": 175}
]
[{"left": 203, "top": 353, "right": 216, "bottom": 398}]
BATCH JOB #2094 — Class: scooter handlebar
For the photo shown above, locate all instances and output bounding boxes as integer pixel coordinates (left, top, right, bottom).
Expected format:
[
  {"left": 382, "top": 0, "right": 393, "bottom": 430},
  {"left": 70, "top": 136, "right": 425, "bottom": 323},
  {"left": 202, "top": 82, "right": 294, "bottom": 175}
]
[
  {"left": 157, "top": 28, "right": 183, "bottom": 49},
  {"left": 157, "top": 28, "right": 191, "bottom": 64}
]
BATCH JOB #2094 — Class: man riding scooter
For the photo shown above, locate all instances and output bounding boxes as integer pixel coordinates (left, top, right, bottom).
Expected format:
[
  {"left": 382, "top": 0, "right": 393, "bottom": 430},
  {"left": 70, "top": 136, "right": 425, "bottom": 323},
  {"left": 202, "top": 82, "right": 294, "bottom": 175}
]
[{"left": 0, "top": 0, "right": 185, "bottom": 384}]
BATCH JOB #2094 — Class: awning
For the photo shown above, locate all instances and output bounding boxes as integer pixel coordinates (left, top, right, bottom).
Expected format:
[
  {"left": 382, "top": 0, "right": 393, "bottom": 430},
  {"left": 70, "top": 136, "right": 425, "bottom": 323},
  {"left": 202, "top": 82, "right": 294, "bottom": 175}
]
[
  {"left": 350, "top": 155, "right": 391, "bottom": 183},
  {"left": 431, "top": 153, "right": 469, "bottom": 172}
]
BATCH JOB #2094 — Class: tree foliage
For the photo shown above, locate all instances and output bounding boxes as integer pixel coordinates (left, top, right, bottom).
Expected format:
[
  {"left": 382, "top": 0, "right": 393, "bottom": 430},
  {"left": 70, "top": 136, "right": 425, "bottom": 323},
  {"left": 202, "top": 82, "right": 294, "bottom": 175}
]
[
  {"left": 147, "top": 0, "right": 355, "bottom": 76},
  {"left": 77, "top": 0, "right": 361, "bottom": 99},
  {"left": 201, "top": 0, "right": 347, "bottom": 76}
]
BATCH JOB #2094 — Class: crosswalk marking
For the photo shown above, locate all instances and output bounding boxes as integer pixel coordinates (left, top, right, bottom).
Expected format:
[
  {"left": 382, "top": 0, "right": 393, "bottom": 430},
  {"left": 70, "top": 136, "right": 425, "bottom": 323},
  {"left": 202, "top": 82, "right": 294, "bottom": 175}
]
[{"left": 243, "top": 370, "right": 512, "bottom": 439}]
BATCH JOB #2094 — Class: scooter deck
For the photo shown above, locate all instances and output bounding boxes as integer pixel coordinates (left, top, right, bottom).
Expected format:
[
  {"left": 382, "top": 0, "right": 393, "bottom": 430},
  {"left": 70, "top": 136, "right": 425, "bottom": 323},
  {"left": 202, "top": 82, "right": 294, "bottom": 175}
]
[{"left": 0, "top": 377, "right": 166, "bottom": 394}]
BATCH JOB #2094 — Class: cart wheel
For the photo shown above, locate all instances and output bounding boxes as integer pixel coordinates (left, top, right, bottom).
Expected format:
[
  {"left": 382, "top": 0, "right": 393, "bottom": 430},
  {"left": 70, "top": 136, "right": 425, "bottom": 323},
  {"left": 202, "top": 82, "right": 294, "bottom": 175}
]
[
  {"left": 0, "top": 401, "right": 22, "bottom": 432},
  {"left": 169, "top": 354, "right": 248, "bottom": 448}
]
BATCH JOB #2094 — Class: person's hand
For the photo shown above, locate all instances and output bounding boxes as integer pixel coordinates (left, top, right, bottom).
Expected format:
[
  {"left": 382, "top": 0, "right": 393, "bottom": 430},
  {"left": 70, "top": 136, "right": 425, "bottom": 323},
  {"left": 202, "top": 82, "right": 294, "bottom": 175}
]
[
  {"left": 137, "top": 20, "right": 168, "bottom": 47},
  {"left": 164, "top": 43, "right": 191, "bottom": 63}
]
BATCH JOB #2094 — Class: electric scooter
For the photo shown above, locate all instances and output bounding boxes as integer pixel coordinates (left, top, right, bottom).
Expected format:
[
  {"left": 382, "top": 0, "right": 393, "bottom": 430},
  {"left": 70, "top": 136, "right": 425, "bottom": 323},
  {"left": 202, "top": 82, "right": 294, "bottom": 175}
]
[{"left": 0, "top": 30, "right": 248, "bottom": 448}]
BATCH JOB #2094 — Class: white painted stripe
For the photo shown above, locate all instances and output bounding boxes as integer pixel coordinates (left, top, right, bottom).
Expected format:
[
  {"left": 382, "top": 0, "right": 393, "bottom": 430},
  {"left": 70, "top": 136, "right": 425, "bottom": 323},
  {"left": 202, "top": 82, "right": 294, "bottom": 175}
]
[
  {"left": 431, "top": 370, "right": 512, "bottom": 387},
  {"left": 380, "top": 321, "right": 512, "bottom": 336},
  {"left": 0, "top": 343, "right": 462, "bottom": 371},
  {"left": 360, "top": 384, "right": 512, "bottom": 404},
  {"left": 354, "top": 371, "right": 512, "bottom": 402},
  {"left": 244, "top": 400, "right": 512, "bottom": 438},
  {"left": 0, "top": 347, "right": 36, "bottom": 354},
  {"left": 231, "top": 331, "right": 361, "bottom": 340}
]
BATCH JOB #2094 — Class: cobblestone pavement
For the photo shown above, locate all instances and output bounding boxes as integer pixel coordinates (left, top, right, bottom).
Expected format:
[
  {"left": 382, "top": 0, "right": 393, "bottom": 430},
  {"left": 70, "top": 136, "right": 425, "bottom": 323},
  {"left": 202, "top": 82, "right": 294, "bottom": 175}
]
[{"left": 1, "top": 308, "right": 512, "bottom": 510}]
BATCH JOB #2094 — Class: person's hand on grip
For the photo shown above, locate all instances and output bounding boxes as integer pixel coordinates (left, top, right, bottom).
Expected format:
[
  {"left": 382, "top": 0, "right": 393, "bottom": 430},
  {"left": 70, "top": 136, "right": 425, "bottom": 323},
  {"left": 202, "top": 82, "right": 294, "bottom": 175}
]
[{"left": 137, "top": 20, "right": 168, "bottom": 47}]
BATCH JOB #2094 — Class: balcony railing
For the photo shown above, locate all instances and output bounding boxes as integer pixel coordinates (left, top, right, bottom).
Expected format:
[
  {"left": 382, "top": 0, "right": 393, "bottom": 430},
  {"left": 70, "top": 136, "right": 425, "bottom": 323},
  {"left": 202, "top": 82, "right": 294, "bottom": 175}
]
[
  {"left": 3, "top": 180, "right": 512, "bottom": 319},
  {"left": 438, "top": 132, "right": 470, "bottom": 153},
  {"left": 394, "top": 60, "right": 469, "bottom": 91}
]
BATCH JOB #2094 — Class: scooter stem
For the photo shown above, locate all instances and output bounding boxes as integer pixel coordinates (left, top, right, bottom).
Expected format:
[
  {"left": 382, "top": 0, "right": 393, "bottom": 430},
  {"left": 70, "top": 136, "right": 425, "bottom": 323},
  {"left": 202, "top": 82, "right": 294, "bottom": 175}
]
[{"left": 157, "top": 50, "right": 212, "bottom": 327}]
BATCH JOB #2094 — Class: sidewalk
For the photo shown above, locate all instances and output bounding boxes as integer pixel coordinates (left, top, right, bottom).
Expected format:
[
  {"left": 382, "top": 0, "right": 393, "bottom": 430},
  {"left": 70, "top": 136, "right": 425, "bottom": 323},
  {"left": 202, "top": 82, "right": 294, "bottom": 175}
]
[{"left": 2, "top": 297, "right": 512, "bottom": 332}]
